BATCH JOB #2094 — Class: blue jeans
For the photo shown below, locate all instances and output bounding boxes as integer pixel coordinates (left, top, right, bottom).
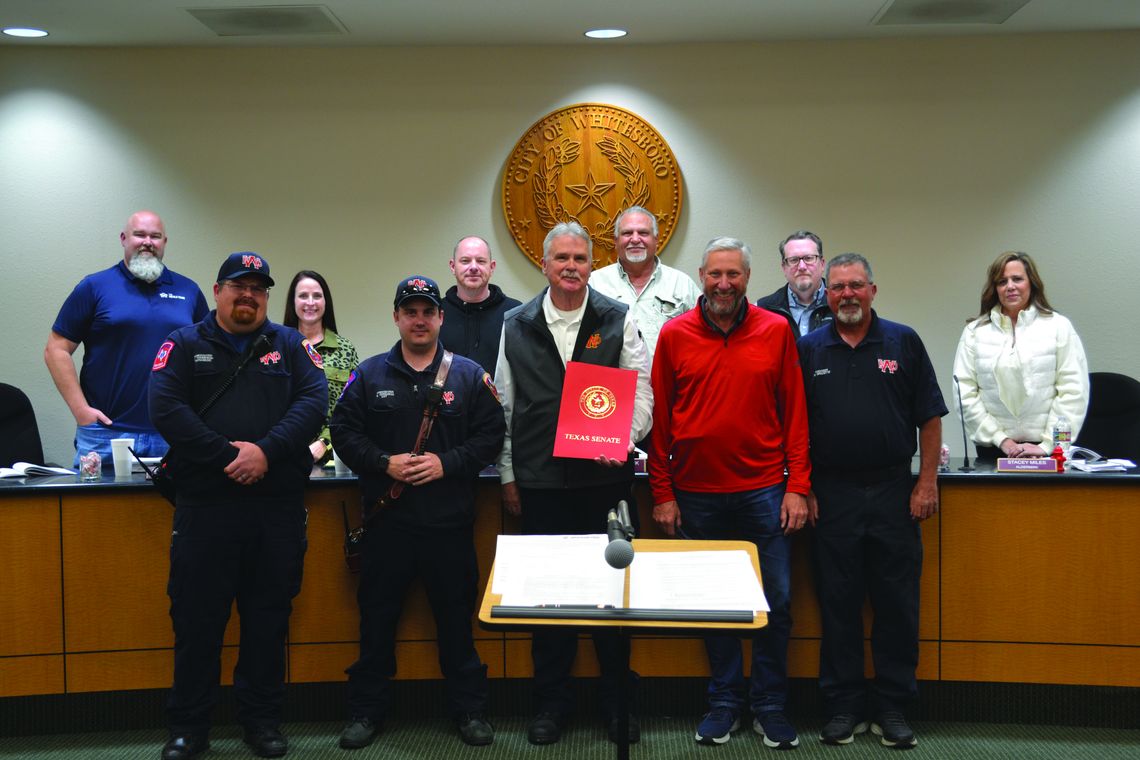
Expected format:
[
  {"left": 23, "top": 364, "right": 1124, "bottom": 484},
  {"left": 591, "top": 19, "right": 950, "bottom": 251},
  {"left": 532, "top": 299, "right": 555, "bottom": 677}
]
[
  {"left": 676, "top": 484, "right": 792, "bottom": 716},
  {"left": 73, "top": 423, "right": 169, "bottom": 468}
]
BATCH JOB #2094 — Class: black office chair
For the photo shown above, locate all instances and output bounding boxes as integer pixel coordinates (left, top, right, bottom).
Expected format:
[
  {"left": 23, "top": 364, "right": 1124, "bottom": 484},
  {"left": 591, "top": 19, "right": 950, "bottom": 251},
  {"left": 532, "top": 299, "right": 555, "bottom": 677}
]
[
  {"left": 1073, "top": 372, "right": 1140, "bottom": 463},
  {"left": 0, "top": 383, "right": 46, "bottom": 467}
]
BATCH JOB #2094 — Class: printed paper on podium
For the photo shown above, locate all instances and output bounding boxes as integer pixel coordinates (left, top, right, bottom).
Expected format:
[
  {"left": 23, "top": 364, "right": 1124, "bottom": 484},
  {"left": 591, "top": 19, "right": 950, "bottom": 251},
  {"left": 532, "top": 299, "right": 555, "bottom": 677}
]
[
  {"left": 553, "top": 361, "right": 637, "bottom": 461},
  {"left": 493, "top": 534, "right": 625, "bottom": 607},
  {"left": 630, "top": 550, "right": 769, "bottom": 612}
]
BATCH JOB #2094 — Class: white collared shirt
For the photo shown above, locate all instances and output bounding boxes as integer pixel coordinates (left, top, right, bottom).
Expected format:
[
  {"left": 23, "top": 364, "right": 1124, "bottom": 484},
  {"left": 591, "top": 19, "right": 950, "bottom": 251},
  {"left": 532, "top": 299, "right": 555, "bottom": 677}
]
[{"left": 589, "top": 258, "right": 701, "bottom": 358}]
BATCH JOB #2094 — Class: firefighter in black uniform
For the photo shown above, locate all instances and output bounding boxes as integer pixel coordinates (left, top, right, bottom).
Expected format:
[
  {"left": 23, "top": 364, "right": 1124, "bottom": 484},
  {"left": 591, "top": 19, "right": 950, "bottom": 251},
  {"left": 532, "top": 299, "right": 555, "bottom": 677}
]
[
  {"left": 149, "top": 252, "right": 326, "bottom": 760},
  {"left": 331, "top": 276, "right": 505, "bottom": 750}
]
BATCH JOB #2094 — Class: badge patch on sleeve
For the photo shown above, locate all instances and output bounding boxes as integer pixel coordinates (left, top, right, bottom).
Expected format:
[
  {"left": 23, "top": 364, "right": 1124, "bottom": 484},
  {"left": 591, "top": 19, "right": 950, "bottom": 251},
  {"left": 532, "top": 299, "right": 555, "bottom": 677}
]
[
  {"left": 302, "top": 339, "right": 324, "bottom": 369},
  {"left": 152, "top": 341, "right": 174, "bottom": 371},
  {"left": 339, "top": 370, "right": 358, "bottom": 399},
  {"left": 482, "top": 372, "right": 502, "bottom": 404}
]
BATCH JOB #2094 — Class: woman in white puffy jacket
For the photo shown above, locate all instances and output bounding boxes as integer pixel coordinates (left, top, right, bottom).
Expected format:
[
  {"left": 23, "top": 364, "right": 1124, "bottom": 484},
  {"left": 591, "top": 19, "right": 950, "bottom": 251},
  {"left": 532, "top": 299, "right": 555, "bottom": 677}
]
[{"left": 952, "top": 251, "right": 1089, "bottom": 461}]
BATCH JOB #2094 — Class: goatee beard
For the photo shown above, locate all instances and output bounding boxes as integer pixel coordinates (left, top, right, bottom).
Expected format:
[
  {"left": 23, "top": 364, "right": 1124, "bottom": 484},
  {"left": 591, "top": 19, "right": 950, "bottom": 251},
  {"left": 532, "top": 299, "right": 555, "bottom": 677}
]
[{"left": 128, "top": 254, "right": 165, "bottom": 283}]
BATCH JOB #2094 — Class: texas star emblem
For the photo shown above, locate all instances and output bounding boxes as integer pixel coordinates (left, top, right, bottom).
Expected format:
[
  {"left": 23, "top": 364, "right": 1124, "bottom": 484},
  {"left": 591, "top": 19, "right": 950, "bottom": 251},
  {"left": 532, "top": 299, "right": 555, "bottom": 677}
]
[{"left": 579, "top": 384, "right": 617, "bottom": 420}]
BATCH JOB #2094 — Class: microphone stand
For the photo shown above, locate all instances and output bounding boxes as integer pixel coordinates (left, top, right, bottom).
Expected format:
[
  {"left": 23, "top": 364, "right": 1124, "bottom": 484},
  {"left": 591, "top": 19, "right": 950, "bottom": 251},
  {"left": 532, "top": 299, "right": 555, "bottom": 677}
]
[{"left": 952, "top": 375, "right": 975, "bottom": 472}]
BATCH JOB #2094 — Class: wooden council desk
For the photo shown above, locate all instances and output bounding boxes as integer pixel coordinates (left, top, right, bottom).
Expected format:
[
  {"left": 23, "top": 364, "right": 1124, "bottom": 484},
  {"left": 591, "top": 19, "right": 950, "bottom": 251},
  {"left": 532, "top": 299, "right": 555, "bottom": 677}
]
[{"left": 1, "top": 466, "right": 1137, "bottom": 699}]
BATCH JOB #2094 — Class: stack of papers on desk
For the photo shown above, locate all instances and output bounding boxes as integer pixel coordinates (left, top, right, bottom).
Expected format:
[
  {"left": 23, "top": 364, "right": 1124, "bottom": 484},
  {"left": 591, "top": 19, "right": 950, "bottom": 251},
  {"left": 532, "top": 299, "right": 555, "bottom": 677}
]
[{"left": 1070, "top": 458, "right": 1135, "bottom": 472}]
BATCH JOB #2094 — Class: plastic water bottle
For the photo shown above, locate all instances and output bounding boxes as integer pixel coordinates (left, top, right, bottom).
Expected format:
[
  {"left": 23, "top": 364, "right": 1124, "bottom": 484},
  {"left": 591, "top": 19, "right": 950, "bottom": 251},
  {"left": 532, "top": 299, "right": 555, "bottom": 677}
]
[{"left": 1052, "top": 415, "right": 1072, "bottom": 456}]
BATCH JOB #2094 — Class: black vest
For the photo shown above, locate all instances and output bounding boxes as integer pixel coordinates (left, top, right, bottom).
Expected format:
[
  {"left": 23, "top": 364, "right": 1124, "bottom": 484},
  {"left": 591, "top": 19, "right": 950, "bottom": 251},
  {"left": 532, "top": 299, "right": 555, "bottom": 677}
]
[{"left": 503, "top": 288, "right": 633, "bottom": 489}]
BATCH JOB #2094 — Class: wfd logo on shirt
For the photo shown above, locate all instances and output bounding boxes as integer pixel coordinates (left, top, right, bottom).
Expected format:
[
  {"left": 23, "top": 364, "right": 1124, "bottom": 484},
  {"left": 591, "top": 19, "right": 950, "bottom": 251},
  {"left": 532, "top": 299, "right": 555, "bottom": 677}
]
[{"left": 878, "top": 359, "right": 899, "bottom": 374}]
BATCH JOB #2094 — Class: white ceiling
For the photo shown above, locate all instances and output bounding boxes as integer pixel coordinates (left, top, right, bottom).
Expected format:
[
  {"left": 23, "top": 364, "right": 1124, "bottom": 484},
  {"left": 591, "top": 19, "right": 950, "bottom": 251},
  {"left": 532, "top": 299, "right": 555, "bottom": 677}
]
[{"left": 1, "top": 0, "right": 1138, "bottom": 47}]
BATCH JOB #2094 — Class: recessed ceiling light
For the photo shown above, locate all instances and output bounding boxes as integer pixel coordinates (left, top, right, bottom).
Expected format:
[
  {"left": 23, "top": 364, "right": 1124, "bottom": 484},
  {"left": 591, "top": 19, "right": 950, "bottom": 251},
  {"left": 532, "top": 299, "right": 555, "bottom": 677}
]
[
  {"left": 584, "top": 28, "right": 627, "bottom": 40},
  {"left": 3, "top": 27, "right": 49, "bottom": 38}
]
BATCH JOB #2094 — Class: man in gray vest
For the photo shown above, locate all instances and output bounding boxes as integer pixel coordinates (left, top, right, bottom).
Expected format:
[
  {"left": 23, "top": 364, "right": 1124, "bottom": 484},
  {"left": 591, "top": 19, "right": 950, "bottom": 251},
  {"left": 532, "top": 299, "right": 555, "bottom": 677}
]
[{"left": 494, "top": 221, "right": 653, "bottom": 746}]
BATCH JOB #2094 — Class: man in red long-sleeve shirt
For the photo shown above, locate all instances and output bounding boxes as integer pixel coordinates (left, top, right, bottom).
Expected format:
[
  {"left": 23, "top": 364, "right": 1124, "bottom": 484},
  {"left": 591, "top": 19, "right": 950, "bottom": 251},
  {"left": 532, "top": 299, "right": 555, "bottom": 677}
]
[{"left": 649, "top": 236, "right": 810, "bottom": 751}]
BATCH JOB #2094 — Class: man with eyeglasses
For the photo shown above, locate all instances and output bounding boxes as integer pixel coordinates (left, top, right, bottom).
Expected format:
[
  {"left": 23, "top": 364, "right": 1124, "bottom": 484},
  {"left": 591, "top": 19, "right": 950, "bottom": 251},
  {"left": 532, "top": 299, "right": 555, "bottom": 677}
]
[
  {"left": 149, "top": 252, "right": 327, "bottom": 760},
  {"left": 45, "top": 210, "right": 209, "bottom": 467},
  {"left": 756, "top": 230, "right": 833, "bottom": 337},
  {"left": 796, "top": 253, "right": 946, "bottom": 750}
]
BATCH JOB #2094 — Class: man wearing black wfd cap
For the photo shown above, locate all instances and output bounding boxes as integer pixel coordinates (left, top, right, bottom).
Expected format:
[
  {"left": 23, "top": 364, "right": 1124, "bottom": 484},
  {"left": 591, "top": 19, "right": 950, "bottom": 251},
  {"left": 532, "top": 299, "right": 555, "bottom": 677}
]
[
  {"left": 331, "top": 276, "right": 506, "bottom": 750},
  {"left": 149, "top": 252, "right": 327, "bottom": 759}
]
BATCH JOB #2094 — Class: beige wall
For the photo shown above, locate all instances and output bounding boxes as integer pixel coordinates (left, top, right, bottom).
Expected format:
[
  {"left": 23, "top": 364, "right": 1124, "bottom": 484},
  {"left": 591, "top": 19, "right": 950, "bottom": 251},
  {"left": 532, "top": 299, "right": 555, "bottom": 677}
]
[{"left": 3, "top": 32, "right": 1138, "bottom": 467}]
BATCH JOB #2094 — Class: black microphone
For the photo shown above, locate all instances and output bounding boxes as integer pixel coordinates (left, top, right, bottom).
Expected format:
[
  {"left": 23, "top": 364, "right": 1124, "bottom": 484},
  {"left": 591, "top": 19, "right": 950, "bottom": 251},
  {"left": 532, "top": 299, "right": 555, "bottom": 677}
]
[
  {"left": 604, "top": 500, "right": 635, "bottom": 569},
  {"left": 952, "top": 375, "right": 975, "bottom": 472}
]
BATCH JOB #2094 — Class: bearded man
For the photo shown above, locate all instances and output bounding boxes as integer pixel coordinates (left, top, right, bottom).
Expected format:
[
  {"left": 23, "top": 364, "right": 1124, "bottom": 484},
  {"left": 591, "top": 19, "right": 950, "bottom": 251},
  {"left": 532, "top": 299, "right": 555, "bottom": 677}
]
[{"left": 45, "top": 210, "right": 208, "bottom": 465}]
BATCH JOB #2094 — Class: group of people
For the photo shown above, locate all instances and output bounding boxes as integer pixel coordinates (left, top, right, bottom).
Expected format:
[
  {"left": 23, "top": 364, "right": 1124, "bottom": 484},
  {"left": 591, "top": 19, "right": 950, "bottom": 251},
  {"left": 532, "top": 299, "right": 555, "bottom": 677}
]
[{"left": 43, "top": 207, "right": 1088, "bottom": 759}]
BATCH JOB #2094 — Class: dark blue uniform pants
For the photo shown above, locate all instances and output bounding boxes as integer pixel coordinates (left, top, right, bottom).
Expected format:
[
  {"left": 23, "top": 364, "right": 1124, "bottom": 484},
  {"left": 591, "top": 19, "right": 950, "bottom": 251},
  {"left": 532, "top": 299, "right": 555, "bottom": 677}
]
[
  {"left": 812, "top": 470, "right": 922, "bottom": 717},
  {"left": 519, "top": 482, "right": 638, "bottom": 718},
  {"left": 166, "top": 501, "right": 307, "bottom": 735},
  {"left": 346, "top": 519, "right": 488, "bottom": 720}
]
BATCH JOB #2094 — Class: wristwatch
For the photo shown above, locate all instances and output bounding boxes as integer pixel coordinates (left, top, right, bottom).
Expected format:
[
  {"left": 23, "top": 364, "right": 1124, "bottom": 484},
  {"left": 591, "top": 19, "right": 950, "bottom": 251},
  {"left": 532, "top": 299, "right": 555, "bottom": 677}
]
[{"left": 378, "top": 453, "right": 391, "bottom": 472}]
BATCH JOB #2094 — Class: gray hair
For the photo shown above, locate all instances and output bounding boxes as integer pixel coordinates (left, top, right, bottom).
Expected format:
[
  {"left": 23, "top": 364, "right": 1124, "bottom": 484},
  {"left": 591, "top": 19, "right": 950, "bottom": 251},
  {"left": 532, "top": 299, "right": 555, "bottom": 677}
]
[
  {"left": 825, "top": 252, "right": 874, "bottom": 283},
  {"left": 543, "top": 221, "right": 593, "bottom": 262},
  {"left": 614, "top": 206, "right": 659, "bottom": 238},
  {"left": 701, "top": 236, "right": 752, "bottom": 271}
]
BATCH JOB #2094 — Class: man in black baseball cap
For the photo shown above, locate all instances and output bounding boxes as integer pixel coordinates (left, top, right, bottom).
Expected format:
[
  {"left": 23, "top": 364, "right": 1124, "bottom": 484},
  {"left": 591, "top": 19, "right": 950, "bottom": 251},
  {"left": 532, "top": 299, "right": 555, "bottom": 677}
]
[
  {"left": 393, "top": 275, "right": 441, "bottom": 308},
  {"left": 150, "top": 249, "right": 326, "bottom": 760},
  {"left": 217, "top": 251, "right": 276, "bottom": 287},
  {"left": 332, "top": 273, "right": 505, "bottom": 750}
]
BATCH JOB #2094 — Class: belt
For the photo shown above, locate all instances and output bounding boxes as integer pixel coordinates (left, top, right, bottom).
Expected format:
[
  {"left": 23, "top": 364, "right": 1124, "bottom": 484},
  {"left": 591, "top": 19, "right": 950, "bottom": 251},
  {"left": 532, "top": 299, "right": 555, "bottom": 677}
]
[{"left": 814, "top": 462, "right": 912, "bottom": 486}]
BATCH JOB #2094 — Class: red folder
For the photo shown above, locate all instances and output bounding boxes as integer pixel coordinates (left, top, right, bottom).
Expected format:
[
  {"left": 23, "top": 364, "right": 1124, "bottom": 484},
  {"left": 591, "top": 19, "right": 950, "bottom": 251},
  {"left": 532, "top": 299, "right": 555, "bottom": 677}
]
[{"left": 553, "top": 361, "right": 637, "bottom": 461}]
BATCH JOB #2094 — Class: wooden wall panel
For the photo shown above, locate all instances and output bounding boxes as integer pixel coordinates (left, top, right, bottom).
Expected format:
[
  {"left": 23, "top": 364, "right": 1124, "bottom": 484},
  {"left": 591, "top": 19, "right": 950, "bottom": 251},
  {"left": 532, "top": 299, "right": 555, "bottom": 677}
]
[
  {"left": 3, "top": 475, "right": 1135, "bottom": 698},
  {"left": 288, "top": 642, "right": 357, "bottom": 683},
  {"left": 66, "top": 650, "right": 172, "bottom": 693},
  {"left": 61, "top": 491, "right": 240, "bottom": 651},
  {"left": 941, "top": 483, "right": 1140, "bottom": 647},
  {"left": 0, "top": 655, "right": 64, "bottom": 697},
  {"left": 0, "top": 494, "right": 62, "bottom": 656},
  {"left": 291, "top": 487, "right": 361, "bottom": 644},
  {"left": 941, "top": 642, "right": 1140, "bottom": 687}
]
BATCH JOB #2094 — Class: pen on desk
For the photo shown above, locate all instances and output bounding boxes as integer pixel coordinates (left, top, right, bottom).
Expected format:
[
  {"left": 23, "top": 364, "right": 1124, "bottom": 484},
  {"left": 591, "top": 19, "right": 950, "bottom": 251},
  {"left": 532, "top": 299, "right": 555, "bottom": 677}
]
[{"left": 535, "top": 604, "right": 616, "bottom": 609}]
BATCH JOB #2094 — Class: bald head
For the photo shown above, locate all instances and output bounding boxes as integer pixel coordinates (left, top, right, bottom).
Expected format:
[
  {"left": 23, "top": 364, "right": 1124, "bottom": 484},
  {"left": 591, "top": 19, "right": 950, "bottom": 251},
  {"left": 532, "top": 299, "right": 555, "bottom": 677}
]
[
  {"left": 450, "top": 235, "right": 496, "bottom": 302},
  {"left": 121, "top": 210, "right": 168, "bottom": 282}
]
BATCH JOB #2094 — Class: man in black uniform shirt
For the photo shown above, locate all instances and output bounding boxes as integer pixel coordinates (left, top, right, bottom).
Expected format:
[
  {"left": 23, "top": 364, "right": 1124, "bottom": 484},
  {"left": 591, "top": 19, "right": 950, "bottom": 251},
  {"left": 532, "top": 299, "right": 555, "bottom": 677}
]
[
  {"left": 149, "top": 252, "right": 327, "bottom": 760},
  {"left": 331, "top": 276, "right": 506, "bottom": 750},
  {"left": 796, "top": 253, "right": 946, "bottom": 749}
]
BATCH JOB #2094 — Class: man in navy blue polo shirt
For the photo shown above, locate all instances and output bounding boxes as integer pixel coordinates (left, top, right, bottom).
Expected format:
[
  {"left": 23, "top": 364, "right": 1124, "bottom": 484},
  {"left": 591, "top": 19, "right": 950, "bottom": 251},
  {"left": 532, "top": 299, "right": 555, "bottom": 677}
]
[
  {"left": 45, "top": 210, "right": 208, "bottom": 466},
  {"left": 796, "top": 253, "right": 946, "bottom": 750}
]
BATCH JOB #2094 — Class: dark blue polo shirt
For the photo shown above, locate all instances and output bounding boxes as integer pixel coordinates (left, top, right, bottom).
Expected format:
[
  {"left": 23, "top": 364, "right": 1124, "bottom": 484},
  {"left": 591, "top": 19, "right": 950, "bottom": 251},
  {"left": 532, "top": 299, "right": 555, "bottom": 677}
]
[
  {"left": 797, "top": 312, "right": 947, "bottom": 472},
  {"left": 53, "top": 261, "right": 208, "bottom": 432}
]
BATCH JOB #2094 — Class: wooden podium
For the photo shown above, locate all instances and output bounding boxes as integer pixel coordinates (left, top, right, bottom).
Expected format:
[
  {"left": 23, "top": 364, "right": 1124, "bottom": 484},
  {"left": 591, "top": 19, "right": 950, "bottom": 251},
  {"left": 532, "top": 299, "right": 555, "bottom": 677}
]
[{"left": 479, "top": 538, "right": 767, "bottom": 759}]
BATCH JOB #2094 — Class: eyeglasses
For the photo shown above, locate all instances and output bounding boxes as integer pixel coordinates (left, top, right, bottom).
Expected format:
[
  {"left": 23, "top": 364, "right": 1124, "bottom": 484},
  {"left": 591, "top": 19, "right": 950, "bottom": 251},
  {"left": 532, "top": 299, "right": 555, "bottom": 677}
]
[
  {"left": 223, "top": 281, "right": 270, "bottom": 296},
  {"left": 782, "top": 254, "right": 822, "bottom": 267},
  {"left": 827, "top": 280, "right": 869, "bottom": 294}
]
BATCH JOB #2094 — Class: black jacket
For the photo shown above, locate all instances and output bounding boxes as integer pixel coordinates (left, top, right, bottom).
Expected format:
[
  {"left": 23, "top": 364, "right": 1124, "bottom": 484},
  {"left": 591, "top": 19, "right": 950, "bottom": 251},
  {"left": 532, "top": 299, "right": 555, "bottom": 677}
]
[
  {"left": 148, "top": 314, "right": 327, "bottom": 506},
  {"left": 330, "top": 342, "right": 506, "bottom": 530},
  {"left": 501, "top": 288, "right": 633, "bottom": 489},
  {"left": 438, "top": 284, "right": 522, "bottom": 376},
  {"left": 756, "top": 285, "right": 834, "bottom": 337}
]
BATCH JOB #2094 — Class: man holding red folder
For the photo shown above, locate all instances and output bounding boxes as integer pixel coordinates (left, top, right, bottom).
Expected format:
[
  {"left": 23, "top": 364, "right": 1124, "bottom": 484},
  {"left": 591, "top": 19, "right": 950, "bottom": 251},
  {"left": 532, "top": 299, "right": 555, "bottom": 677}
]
[{"left": 494, "top": 221, "right": 652, "bottom": 746}]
